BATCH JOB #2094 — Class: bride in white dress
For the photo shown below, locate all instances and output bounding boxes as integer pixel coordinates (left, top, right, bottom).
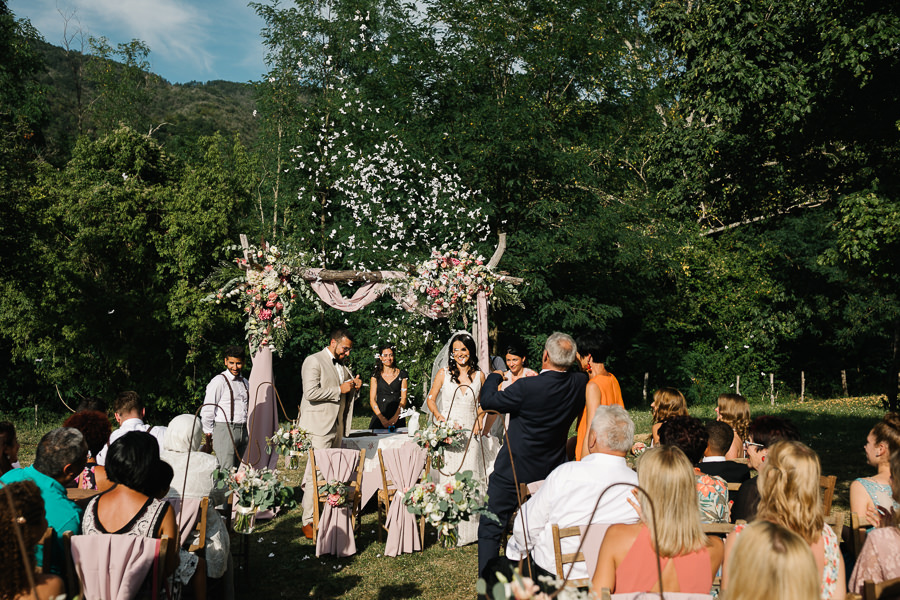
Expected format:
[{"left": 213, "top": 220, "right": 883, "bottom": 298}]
[{"left": 425, "top": 332, "right": 500, "bottom": 546}]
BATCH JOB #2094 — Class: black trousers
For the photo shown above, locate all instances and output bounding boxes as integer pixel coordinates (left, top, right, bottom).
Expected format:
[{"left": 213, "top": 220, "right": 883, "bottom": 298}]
[{"left": 477, "top": 474, "right": 521, "bottom": 578}]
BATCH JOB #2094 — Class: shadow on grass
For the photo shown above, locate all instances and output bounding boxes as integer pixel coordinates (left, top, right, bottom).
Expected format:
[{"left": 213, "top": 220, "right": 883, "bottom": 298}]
[{"left": 376, "top": 583, "right": 423, "bottom": 599}]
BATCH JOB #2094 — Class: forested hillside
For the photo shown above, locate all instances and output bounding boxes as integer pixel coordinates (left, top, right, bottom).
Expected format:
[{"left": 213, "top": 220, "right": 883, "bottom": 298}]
[{"left": 2, "top": 0, "right": 899, "bottom": 419}]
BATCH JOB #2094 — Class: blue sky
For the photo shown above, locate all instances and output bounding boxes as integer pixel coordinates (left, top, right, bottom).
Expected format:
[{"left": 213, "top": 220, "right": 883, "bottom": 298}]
[{"left": 9, "top": 0, "right": 268, "bottom": 84}]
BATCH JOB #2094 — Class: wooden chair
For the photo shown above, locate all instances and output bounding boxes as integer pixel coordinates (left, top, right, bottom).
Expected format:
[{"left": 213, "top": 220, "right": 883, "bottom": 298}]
[
  {"left": 863, "top": 576, "right": 900, "bottom": 600},
  {"left": 702, "top": 522, "right": 741, "bottom": 590},
  {"left": 821, "top": 475, "right": 837, "bottom": 515},
  {"left": 732, "top": 457, "right": 749, "bottom": 464},
  {"left": 726, "top": 482, "right": 742, "bottom": 493},
  {"left": 64, "top": 531, "right": 173, "bottom": 600},
  {"left": 309, "top": 448, "right": 366, "bottom": 543},
  {"left": 851, "top": 512, "right": 869, "bottom": 559},
  {"left": 376, "top": 447, "right": 428, "bottom": 545},
  {"left": 824, "top": 510, "right": 846, "bottom": 536},
  {"left": 34, "top": 527, "right": 53, "bottom": 574},
  {"left": 551, "top": 524, "right": 591, "bottom": 588}
]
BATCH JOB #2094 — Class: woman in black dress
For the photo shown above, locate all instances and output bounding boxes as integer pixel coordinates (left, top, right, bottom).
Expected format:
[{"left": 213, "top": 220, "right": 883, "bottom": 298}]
[{"left": 368, "top": 343, "right": 409, "bottom": 429}]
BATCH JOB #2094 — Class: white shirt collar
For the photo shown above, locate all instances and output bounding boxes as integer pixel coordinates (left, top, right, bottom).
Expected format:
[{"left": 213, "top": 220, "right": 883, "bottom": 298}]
[{"left": 701, "top": 456, "right": 726, "bottom": 463}]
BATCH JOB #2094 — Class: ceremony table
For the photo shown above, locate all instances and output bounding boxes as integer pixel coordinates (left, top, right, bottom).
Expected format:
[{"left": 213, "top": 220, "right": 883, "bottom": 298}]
[{"left": 341, "top": 429, "right": 419, "bottom": 507}]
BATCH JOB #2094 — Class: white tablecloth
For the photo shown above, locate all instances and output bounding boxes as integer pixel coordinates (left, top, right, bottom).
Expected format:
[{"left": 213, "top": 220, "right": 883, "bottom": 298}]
[{"left": 341, "top": 429, "right": 420, "bottom": 506}]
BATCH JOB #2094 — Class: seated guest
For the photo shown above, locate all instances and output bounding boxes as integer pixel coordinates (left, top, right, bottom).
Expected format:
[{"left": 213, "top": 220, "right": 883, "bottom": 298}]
[
  {"left": 659, "top": 415, "right": 729, "bottom": 523},
  {"left": 63, "top": 410, "right": 112, "bottom": 490},
  {"left": 162, "top": 415, "right": 232, "bottom": 593},
  {"left": 716, "top": 393, "right": 751, "bottom": 460},
  {"left": 723, "top": 441, "right": 845, "bottom": 600},
  {"left": 730, "top": 416, "right": 800, "bottom": 522},
  {"left": 505, "top": 405, "right": 639, "bottom": 581},
  {"left": 850, "top": 413, "right": 900, "bottom": 531},
  {"left": 1, "top": 420, "right": 20, "bottom": 475},
  {"left": 0, "top": 427, "right": 88, "bottom": 573},
  {"left": 722, "top": 520, "right": 819, "bottom": 600},
  {"left": 650, "top": 387, "right": 688, "bottom": 446},
  {"left": 0, "top": 480, "right": 66, "bottom": 600},
  {"left": 592, "top": 445, "right": 724, "bottom": 594},
  {"left": 82, "top": 432, "right": 191, "bottom": 586},
  {"left": 849, "top": 449, "right": 900, "bottom": 594},
  {"left": 699, "top": 421, "right": 752, "bottom": 484},
  {"left": 94, "top": 391, "right": 166, "bottom": 468}
]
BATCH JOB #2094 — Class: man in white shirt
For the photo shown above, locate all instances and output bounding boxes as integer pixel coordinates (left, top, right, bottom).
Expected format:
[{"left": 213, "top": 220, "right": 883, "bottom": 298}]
[
  {"left": 95, "top": 391, "right": 166, "bottom": 467},
  {"left": 505, "top": 405, "right": 639, "bottom": 581},
  {"left": 200, "top": 345, "right": 250, "bottom": 470}
]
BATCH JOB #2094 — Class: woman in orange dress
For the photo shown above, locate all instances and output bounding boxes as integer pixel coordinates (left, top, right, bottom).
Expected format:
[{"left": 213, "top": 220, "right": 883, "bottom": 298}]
[{"left": 573, "top": 334, "right": 624, "bottom": 460}]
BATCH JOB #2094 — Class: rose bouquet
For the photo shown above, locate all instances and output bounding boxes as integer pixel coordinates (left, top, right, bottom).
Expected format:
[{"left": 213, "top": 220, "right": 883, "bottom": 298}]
[
  {"left": 631, "top": 441, "right": 648, "bottom": 457},
  {"left": 413, "top": 420, "right": 466, "bottom": 469},
  {"left": 266, "top": 425, "right": 312, "bottom": 469},
  {"left": 213, "top": 466, "right": 293, "bottom": 533},
  {"left": 318, "top": 480, "right": 351, "bottom": 508},
  {"left": 403, "top": 470, "right": 499, "bottom": 547}
]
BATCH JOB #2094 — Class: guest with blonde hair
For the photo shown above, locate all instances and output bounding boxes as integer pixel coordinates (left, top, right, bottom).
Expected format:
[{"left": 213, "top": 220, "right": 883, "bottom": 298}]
[
  {"left": 715, "top": 393, "right": 750, "bottom": 460},
  {"left": 592, "top": 445, "right": 723, "bottom": 594},
  {"left": 723, "top": 441, "right": 845, "bottom": 600},
  {"left": 721, "top": 520, "right": 819, "bottom": 600},
  {"left": 650, "top": 388, "right": 688, "bottom": 446}
]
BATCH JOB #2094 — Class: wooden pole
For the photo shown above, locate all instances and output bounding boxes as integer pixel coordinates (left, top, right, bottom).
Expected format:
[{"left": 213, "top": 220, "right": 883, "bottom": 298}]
[
  {"left": 643, "top": 372, "right": 649, "bottom": 403},
  {"left": 736, "top": 375, "right": 741, "bottom": 396},
  {"left": 841, "top": 369, "right": 849, "bottom": 397},
  {"left": 800, "top": 371, "right": 805, "bottom": 403},
  {"left": 770, "top": 373, "right": 775, "bottom": 406}
]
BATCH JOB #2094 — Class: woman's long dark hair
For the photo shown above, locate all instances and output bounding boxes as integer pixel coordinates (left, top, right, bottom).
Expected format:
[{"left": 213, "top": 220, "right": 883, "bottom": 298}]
[
  {"left": 448, "top": 333, "right": 480, "bottom": 384},
  {"left": 372, "top": 343, "right": 397, "bottom": 378}
]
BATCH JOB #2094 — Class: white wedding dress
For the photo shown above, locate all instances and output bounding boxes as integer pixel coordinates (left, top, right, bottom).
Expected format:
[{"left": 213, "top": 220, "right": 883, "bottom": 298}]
[{"left": 433, "top": 371, "right": 500, "bottom": 546}]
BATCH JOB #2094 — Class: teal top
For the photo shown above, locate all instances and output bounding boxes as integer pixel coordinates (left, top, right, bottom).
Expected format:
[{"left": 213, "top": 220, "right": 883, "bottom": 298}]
[{"left": 1, "top": 465, "right": 83, "bottom": 572}]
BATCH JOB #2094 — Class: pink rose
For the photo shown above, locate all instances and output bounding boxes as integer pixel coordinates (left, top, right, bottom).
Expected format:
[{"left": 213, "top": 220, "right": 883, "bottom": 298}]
[
  {"left": 264, "top": 264, "right": 273, "bottom": 271},
  {"left": 266, "top": 301, "right": 275, "bottom": 308},
  {"left": 450, "top": 258, "right": 461, "bottom": 266},
  {"left": 427, "top": 287, "right": 440, "bottom": 297},
  {"left": 275, "top": 302, "right": 284, "bottom": 310},
  {"left": 327, "top": 493, "right": 342, "bottom": 507},
  {"left": 235, "top": 471, "right": 246, "bottom": 483},
  {"left": 259, "top": 309, "right": 273, "bottom": 321},
  {"left": 268, "top": 292, "right": 278, "bottom": 301}
]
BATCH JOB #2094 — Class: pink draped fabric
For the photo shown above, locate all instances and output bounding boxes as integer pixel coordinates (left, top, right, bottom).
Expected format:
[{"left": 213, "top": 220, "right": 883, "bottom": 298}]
[
  {"left": 476, "top": 290, "right": 490, "bottom": 372},
  {"left": 166, "top": 496, "right": 202, "bottom": 548},
  {"left": 307, "top": 269, "right": 405, "bottom": 312},
  {"left": 578, "top": 523, "right": 610, "bottom": 579},
  {"left": 315, "top": 448, "right": 360, "bottom": 557},
  {"left": 245, "top": 347, "right": 278, "bottom": 470},
  {"left": 382, "top": 444, "right": 427, "bottom": 556},
  {"left": 71, "top": 534, "right": 161, "bottom": 600}
]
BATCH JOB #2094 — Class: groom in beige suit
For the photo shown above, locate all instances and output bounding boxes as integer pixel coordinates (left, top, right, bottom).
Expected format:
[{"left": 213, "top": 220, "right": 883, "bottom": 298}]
[{"left": 299, "top": 327, "right": 362, "bottom": 538}]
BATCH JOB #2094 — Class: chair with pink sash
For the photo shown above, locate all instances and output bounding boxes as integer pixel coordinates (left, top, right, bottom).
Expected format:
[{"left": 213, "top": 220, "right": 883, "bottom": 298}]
[
  {"left": 64, "top": 532, "right": 173, "bottom": 600},
  {"left": 378, "top": 444, "right": 428, "bottom": 556},
  {"left": 310, "top": 447, "right": 365, "bottom": 557}
]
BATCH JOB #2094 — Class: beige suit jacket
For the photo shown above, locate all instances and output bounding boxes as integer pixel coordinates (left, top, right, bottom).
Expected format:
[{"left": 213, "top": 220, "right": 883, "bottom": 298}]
[{"left": 298, "top": 347, "right": 356, "bottom": 445}]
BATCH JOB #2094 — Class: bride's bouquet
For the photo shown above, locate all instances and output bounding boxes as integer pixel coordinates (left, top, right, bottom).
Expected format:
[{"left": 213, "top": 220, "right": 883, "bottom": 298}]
[
  {"left": 403, "top": 470, "right": 498, "bottom": 547},
  {"left": 413, "top": 420, "right": 466, "bottom": 469}
]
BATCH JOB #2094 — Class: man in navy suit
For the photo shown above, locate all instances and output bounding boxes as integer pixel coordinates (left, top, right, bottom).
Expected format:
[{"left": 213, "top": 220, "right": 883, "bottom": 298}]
[{"left": 477, "top": 332, "right": 587, "bottom": 577}]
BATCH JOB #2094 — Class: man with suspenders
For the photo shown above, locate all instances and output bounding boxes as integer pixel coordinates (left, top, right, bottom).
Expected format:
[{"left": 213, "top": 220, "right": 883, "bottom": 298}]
[{"left": 201, "top": 345, "right": 250, "bottom": 470}]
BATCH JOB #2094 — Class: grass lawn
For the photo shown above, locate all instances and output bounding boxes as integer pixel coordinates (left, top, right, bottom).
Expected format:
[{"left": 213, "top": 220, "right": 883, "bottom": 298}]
[{"left": 2, "top": 394, "right": 885, "bottom": 599}]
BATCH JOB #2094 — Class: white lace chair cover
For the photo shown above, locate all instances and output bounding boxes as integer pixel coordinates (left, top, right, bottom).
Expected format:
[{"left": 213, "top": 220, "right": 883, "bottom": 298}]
[
  {"left": 315, "top": 448, "right": 359, "bottom": 557},
  {"left": 383, "top": 443, "right": 427, "bottom": 556}
]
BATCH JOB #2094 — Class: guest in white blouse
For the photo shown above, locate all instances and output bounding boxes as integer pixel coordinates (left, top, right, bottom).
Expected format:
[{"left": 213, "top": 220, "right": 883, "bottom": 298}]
[{"left": 505, "top": 405, "right": 639, "bottom": 581}]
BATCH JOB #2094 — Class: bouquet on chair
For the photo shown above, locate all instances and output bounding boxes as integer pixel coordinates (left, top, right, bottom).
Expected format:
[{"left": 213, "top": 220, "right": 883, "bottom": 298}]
[
  {"left": 318, "top": 480, "right": 351, "bottom": 508},
  {"left": 476, "top": 567, "right": 593, "bottom": 600},
  {"left": 266, "top": 425, "right": 312, "bottom": 470},
  {"left": 413, "top": 420, "right": 466, "bottom": 469},
  {"left": 403, "top": 470, "right": 499, "bottom": 548},
  {"left": 213, "top": 466, "right": 293, "bottom": 533}
]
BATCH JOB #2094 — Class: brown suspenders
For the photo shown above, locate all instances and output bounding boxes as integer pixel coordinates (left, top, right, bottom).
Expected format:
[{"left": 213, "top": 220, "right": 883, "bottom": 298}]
[{"left": 219, "top": 373, "right": 249, "bottom": 423}]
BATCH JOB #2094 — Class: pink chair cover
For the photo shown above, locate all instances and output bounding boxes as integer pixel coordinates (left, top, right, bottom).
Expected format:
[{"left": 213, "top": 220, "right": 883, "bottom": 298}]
[
  {"left": 611, "top": 594, "right": 713, "bottom": 600},
  {"left": 382, "top": 443, "right": 427, "bottom": 556},
  {"left": 71, "top": 534, "right": 160, "bottom": 600},
  {"left": 245, "top": 347, "right": 279, "bottom": 470},
  {"left": 578, "top": 523, "right": 610, "bottom": 579},
  {"left": 166, "top": 496, "right": 202, "bottom": 548},
  {"left": 315, "top": 448, "right": 360, "bottom": 557}
]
